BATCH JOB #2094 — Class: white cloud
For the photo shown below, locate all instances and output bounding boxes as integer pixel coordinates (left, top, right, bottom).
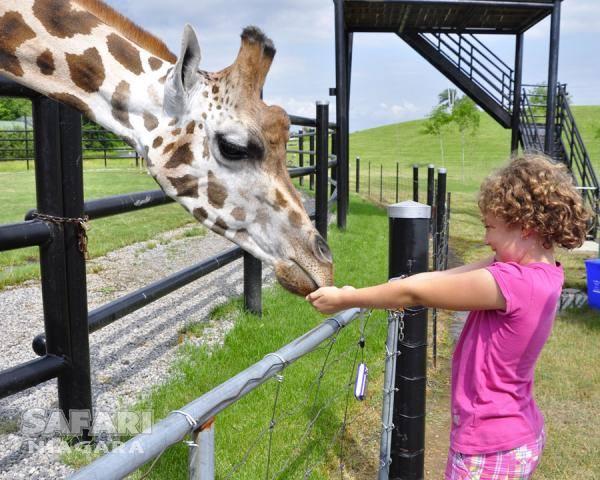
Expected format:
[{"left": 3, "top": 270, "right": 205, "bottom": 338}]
[{"left": 104, "top": 0, "right": 599, "bottom": 132}]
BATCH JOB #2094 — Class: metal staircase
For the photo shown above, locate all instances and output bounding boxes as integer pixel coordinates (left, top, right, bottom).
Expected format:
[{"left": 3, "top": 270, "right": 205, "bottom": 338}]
[
  {"left": 399, "top": 31, "right": 599, "bottom": 238},
  {"left": 520, "top": 85, "right": 599, "bottom": 237},
  {"left": 398, "top": 32, "right": 513, "bottom": 127}
]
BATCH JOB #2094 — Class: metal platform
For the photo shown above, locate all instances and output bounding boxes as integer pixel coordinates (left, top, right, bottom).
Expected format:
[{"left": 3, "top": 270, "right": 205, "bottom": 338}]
[{"left": 343, "top": 0, "right": 556, "bottom": 34}]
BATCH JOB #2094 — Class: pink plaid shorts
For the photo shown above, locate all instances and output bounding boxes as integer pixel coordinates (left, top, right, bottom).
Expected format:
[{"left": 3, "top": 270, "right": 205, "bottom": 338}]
[{"left": 445, "top": 430, "right": 546, "bottom": 480}]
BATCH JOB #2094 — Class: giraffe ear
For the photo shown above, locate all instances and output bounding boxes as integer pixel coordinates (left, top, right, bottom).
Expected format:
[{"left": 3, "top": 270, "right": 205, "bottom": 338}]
[{"left": 164, "top": 24, "right": 202, "bottom": 117}]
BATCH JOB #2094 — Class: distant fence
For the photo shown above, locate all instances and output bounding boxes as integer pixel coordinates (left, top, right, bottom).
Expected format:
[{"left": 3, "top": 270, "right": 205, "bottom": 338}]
[{"left": 0, "top": 77, "right": 337, "bottom": 432}]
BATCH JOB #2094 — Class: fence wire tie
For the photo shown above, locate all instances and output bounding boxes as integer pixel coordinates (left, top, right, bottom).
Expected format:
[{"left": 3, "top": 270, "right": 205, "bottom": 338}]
[
  {"left": 32, "top": 212, "right": 90, "bottom": 259},
  {"left": 264, "top": 352, "right": 288, "bottom": 366},
  {"left": 171, "top": 410, "right": 198, "bottom": 430},
  {"left": 381, "top": 422, "right": 395, "bottom": 432}
]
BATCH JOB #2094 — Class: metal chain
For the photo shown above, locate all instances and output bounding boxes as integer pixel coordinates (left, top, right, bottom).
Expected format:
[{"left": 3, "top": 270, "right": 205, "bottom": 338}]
[{"left": 31, "top": 212, "right": 90, "bottom": 259}]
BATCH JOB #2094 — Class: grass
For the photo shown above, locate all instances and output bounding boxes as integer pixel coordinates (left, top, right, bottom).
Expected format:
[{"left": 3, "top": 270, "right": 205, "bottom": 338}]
[
  {"left": 348, "top": 106, "right": 600, "bottom": 202},
  {"left": 0, "top": 164, "right": 194, "bottom": 289},
  {"left": 118, "top": 196, "right": 391, "bottom": 479},
  {"left": 1, "top": 110, "right": 598, "bottom": 477}
]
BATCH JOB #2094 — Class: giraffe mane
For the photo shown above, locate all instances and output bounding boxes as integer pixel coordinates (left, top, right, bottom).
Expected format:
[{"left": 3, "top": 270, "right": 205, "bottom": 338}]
[{"left": 73, "top": 0, "right": 177, "bottom": 63}]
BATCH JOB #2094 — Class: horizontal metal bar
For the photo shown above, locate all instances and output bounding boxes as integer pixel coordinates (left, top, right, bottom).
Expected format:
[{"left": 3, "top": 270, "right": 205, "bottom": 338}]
[
  {"left": 33, "top": 246, "right": 244, "bottom": 355},
  {"left": 0, "top": 355, "right": 66, "bottom": 399},
  {"left": 68, "top": 308, "right": 362, "bottom": 480},
  {"left": 286, "top": 149, "right": 316, "bottom": 155},
  {"left": 289, "top": 159, "right": 337, "bottom": 179},
  {"left": 25, "top": 189, "right": 174, "bottom": 221},
  {"left": 88, "top": 246, "right": 243, "bottom": 332},
  {"left": 288, "top": 114, "right": 336, "bottom": 129},
  {"left": 0, "top": 220, "right": 52, "bottom": 251},
  {"left": 348, "top": 0, "right": 554, "bottom": 7}
]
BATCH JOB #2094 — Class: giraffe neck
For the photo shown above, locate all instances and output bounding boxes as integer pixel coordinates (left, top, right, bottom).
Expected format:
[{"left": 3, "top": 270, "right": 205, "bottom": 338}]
[{"left": 0, "top": 0, "right": 174, "bottom": 153}]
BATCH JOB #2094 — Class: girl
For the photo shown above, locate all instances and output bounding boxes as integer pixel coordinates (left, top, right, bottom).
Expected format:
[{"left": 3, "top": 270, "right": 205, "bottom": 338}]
[{"left": 306, "top": 154, "right": 590, "bottom": 479}]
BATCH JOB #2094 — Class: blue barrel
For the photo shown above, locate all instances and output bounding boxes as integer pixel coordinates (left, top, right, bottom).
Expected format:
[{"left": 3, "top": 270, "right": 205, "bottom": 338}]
[{"left": 585, "top": 259, "right": 600, "bottom": 309}]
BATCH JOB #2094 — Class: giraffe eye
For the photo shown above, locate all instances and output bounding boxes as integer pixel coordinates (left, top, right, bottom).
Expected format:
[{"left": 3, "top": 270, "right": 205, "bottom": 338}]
[{"left": 217, "top": 135, "right": 248, "bottom": 161}]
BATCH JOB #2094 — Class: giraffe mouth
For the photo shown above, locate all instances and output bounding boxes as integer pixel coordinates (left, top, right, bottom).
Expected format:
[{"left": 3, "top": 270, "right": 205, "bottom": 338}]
[{"left": 274, "top": 260, "right": 319, "bottom": 297}]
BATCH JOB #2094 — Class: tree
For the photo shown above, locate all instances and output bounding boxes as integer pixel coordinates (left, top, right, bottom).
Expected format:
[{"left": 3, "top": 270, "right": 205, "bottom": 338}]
[
  {"left": 451, "top": 96, "right": 480, "bottom": 180},
  {"left": 0, "top": 97, "right": 32, "bottom": 121},
  {"left": 422, "top": 104, "right": 451, "bottom": 166}
]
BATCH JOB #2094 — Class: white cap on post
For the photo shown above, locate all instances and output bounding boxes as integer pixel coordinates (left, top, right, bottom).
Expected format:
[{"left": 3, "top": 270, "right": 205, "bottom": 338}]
[{"left": 388, "top": 200, "right": 431, "bottom": 219}]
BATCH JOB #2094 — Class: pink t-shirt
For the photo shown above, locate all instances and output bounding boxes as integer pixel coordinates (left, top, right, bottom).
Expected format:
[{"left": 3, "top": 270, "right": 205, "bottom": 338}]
[{"left": 450, "top": 261, "right": 564, "bottom": 454}]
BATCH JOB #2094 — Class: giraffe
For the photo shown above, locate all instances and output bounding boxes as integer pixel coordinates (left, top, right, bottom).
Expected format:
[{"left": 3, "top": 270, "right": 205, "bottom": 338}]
[{"left": 0, "top": 0, "right": 334, "bottom": 296}]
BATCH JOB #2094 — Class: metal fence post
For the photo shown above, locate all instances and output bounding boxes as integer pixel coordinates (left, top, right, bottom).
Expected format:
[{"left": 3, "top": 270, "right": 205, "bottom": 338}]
[
  {"left": 189, "top": 419, "right": 215, "bottom": 480},
  {"left": 298, "top": 129, "right": 304, "bottom": 186},
  {"left": 355, "top": 156, "right": 360, "bottom": 193},
  {"left": 435, "top": 168, "right": 447, "bottom": 271},
  {"left": 412, "top": 165, "right": 419, "bottom": 202},
  {"left": 396, "top": 162, "right": 400, "bottom": 204},
  {"left": 244, "top": 252, "right": 262, "bottom": 316},
  {"left": 315, "top": 101, "right": 329, "bottom": 240},
  {"left": 426, "top": 165, "right": 435, "bottom": 207},
  {"left": 380, "top": 164, "right": 383, "bottom": 203},
  {"left": 331, "top": 131, "right": 337, "bottom": 196},
  {"left": 388, "top": 201, "right": 430, "bottom": 480},
  {"left": 33, "top": 98, "right": 93, "bottom": 439},
  {"left": 309, "top": 128, "right": 315, "bottom": 191},
  {"left": 368, "top": 161, "right": 371, "bottom": 198}
]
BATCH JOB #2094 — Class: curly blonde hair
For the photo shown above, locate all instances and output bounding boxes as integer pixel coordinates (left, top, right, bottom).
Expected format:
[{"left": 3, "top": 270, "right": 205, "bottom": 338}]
[{"left": 478, "top": 154, "right": 591, "bottom": 249}]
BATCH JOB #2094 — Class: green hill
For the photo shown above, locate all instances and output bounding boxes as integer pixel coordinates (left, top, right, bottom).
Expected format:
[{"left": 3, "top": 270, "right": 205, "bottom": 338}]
[{"left": 348, "top": 106, "right": 600, "bottom": 195}]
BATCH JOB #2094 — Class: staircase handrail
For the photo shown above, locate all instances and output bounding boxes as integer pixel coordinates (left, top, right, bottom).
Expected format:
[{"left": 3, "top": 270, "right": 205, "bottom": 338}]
[{"left": 421, "top": 32, "right": 514, "bottom": 111}]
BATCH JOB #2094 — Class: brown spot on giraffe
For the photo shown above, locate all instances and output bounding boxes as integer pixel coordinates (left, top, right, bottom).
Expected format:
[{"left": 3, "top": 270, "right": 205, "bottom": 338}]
[
  {"left": 33, "top": 0, "right": 100, "bottom": 39},
  {"left": 168, "top": 118, "right": 178, "bottom": 126},
  {"left": 36, "top": 49, "right": 55, "bottom": 75},
  {"left": 185, "top": 121, "right": 195, "bottom": 135},
  {"left": 148, "top": 57, "right": 163, "bottom": 71},
  {"left": 171, "top": 128, "right": 181, "bottom": 136},
  {"left": 255, "top": 208, "right": 269, "bottom": 229},
  {"left": 214, "top": 217, "right": 229, "bottom": 231},
  {"left": 66, "top": 47, "right": 105, "bottom": 93},
  {"left": 152, "top": 136, "right": 163, "bottom": 149},
  {"left": 143, "top": 111, "right": 159, "bottom": 131},
  {"left": 275, "top": 189, "right": 288, "bottom": 210},
  {"left": 167, "top": 174, "right": 199, "bottom": 198},
  {"left": 158, "top": 74, "right": 167, "bottom": 84},
  {"left": 107, "top": 33, "right": 143, "bottom": 75},
  {"left": 163, "top": 142, "right": 176, "bottom": 154},
  {"left": 111, "top": 80, "right": 132, "bottom": 128},
  {"left": 233, "top": 229, "right": 249, "bottom": 244},
  {"left": 202, "top": 91, "right": 209, "bottom": 98},
  {"left": 289, "top": 209, "right": 303, "bottom": 228},
  {"left": 49, "top": 92, "right": 95, "bottom": 122},
  {"left": 231, "top": 207, "right": 246, "bottom": 222},
  {"left": 212, "top": 85, "right": 219, "bottom": 94},
  {"left": 207, "top": 170, "right": 228, "bottom": 209},
  {"left": 0, "top": 11, "right": 36, "bottom": 77},
  {"left": 165, "top": 143, "right": 194, "bottom": 169},
  {"left": 193, "top": 207, "right": 208, "bottom": 222}
]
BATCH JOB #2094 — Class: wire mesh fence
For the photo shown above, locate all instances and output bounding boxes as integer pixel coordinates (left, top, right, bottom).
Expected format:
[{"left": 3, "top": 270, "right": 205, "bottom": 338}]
[{"left": 70, "top": 308, "right": 391, "bottom": 479}]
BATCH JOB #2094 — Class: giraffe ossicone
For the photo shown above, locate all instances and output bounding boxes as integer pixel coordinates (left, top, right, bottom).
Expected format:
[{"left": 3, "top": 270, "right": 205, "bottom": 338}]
[{"left": 0, "top": 0, "right": 333, "bottom": 296}]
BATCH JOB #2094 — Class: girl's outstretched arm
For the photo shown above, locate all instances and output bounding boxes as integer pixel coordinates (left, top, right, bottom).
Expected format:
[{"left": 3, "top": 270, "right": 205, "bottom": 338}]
[{"left": 306, "top": 266, "right": 505, "bottom": 314}]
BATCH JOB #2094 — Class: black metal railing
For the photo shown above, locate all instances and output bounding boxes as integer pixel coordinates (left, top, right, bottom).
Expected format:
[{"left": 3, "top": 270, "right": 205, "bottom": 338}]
[
  {"left": 0, "top": 77, "right": 337, "bottom": 433},
  {"left": 520, "top": 84, "right": 599, "bottom": 237},
  {"left": 420, "top": 32, "right": 514, "bottom": 112}
]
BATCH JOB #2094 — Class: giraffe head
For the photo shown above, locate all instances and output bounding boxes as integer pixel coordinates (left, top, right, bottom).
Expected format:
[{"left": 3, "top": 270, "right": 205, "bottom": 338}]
[{"left": 146, "top": 25, "right": 333, "bottom": 296}]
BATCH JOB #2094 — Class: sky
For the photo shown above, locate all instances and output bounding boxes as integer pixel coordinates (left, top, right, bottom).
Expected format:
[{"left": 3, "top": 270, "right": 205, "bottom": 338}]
[{"left": 104, "top": 0, "right": 600, "bottom": 132}]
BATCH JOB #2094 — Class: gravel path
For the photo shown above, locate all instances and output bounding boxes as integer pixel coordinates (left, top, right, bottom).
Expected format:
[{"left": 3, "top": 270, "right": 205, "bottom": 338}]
[{"left": 0, "top": 224, "right": 275, "bottom": 479}]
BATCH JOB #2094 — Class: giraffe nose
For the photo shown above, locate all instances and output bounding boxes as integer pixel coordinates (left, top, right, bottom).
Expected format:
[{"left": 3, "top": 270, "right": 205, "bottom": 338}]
[{"left": 312, "top": 233, "right": 332, "bottom": 264}]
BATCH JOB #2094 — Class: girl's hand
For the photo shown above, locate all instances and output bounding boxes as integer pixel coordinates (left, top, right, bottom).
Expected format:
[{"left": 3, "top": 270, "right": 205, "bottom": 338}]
[{"left": 306, "top": 286, "right": 355, "bottom": 314}]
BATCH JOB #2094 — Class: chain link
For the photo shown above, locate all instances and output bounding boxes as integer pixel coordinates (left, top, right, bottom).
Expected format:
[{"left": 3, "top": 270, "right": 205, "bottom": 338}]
[{"left": 32, "top": 212, "right": 90, "bottom": 259}]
